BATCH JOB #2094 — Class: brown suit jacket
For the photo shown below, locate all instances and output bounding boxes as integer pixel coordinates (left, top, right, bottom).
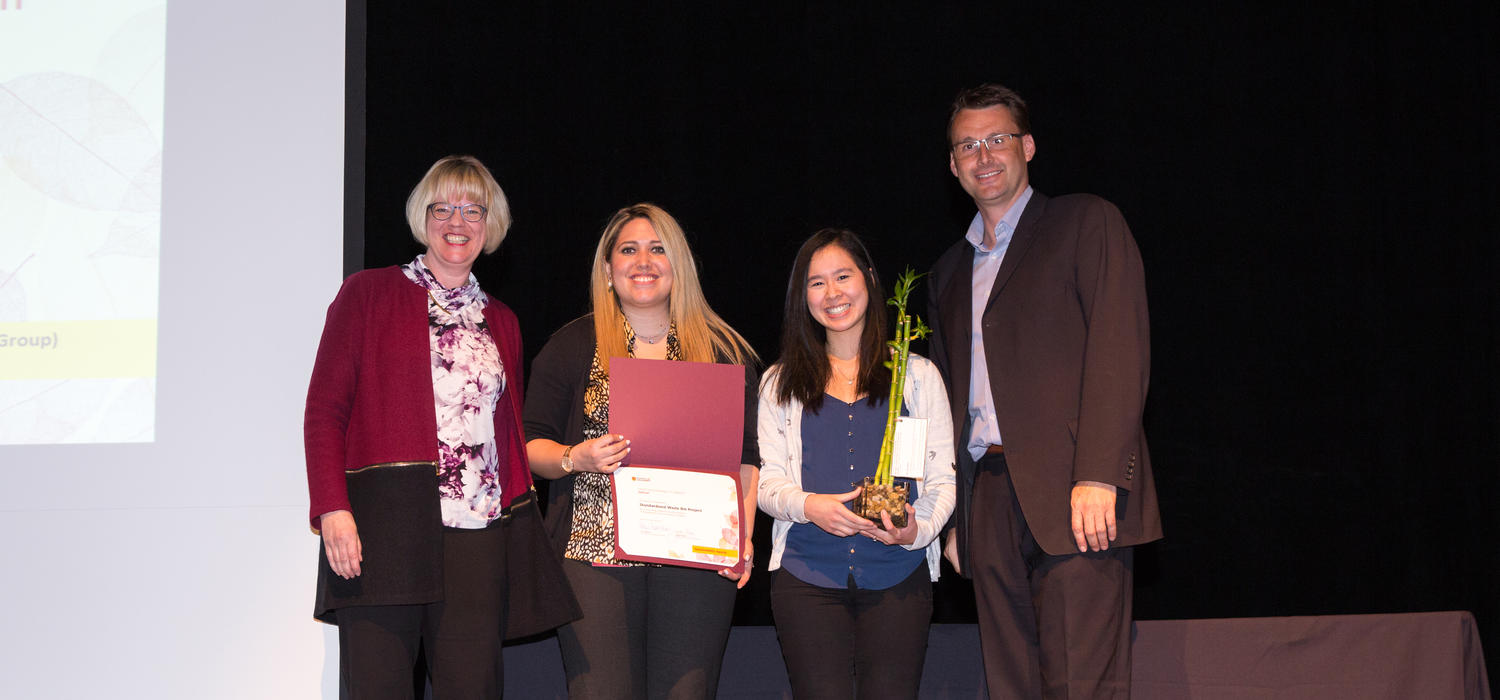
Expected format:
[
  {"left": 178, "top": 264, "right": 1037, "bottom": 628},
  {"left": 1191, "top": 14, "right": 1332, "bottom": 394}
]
[{"left": 928, "top": 191, "right": 1162, "bottom": 563}]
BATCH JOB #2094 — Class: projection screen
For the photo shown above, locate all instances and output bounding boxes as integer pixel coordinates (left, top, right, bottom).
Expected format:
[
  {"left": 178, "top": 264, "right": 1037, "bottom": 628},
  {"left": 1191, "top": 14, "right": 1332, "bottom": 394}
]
[{"left": 1, "top": 1, "right": 347, "bottom": 696}]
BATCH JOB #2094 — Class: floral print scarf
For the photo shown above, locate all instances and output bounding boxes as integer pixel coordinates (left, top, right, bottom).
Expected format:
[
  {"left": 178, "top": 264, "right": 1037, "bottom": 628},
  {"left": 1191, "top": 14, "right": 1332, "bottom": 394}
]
[{"left": 402, "top": 255, "right": 506, "bottom": 528}]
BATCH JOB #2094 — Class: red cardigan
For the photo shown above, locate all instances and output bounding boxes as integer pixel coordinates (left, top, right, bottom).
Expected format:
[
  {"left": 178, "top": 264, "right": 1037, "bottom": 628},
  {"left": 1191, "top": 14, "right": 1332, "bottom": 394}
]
[{"left": 303, "top": 266, "right": 532, "bottom": 530}]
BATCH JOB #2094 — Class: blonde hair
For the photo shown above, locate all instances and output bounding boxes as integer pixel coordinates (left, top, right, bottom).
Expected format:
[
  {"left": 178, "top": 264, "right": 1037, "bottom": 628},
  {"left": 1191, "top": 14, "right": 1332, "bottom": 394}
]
[
  {"left": 405, "top": 155, "right": 511, "bottom": 254},
  {"left": 589, "top": 203, "right": 757, "bottom": 373}
]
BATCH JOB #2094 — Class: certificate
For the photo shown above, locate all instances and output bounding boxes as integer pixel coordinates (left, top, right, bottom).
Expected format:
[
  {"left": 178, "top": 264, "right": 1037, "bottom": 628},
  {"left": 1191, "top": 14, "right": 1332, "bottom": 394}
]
[
  {"left": 609, "top": 358, "right": 747, "bottom": 573},
  {"left": 611, "top": 466, "right": 743, "bottom": 570}
]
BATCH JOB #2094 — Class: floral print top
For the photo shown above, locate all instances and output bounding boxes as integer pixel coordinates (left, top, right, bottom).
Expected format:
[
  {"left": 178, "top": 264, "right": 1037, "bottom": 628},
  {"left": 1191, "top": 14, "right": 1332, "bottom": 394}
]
[
  {"left": 402, "top": 255, "right": 506, "bottom": 529},
  {"left": 563, "top": 320, "right": 679, "bottom": 564}
]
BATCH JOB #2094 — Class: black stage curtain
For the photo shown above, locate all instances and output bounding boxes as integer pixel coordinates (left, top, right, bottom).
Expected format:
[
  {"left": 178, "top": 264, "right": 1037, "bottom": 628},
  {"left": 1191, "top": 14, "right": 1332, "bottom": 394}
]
[{"left": 350, "top": 1, "right": 1500, "bottom": 676}]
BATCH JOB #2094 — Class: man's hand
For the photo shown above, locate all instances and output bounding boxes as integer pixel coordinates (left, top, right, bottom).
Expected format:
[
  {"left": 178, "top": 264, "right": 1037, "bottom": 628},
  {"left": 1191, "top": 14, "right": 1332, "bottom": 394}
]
[
  {"left": 943, "top": 529, "right": 961, "bottom": 574},
  {"left": 1070, "top": 480, "right": 1118, "bottom": 552}
]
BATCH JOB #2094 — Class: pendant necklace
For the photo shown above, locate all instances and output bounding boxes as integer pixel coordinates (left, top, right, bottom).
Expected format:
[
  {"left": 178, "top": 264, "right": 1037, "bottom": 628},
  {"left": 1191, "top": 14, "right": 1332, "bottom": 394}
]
[{"left": 830, "top": 358, "right": 857, "bottom": 386}]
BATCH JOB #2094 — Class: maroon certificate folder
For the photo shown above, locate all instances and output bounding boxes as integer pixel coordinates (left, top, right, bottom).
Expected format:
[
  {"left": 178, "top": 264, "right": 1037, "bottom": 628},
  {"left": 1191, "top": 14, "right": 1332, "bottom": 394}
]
[{"left": 607, "top": 358, "right": 746, "bottom": 573}]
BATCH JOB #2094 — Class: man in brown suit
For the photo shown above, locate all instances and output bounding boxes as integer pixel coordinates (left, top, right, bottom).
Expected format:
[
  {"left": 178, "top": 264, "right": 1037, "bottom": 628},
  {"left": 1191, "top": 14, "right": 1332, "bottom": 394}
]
[{"left": 927, "top": 83, "right": 1162, "bottom": 699}]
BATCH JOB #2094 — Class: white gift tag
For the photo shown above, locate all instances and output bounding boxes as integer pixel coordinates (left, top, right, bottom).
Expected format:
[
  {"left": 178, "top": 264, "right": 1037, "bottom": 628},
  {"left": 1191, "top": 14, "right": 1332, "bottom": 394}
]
[{"left": 891, "top": 417, "right": 928, "bottom": 480}]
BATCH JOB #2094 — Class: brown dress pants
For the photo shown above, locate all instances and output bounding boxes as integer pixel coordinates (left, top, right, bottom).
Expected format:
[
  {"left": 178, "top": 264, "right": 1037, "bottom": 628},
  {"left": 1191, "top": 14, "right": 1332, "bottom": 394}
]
[{"left": 971, "top": 453, "right": 1134, "bottom": 700}]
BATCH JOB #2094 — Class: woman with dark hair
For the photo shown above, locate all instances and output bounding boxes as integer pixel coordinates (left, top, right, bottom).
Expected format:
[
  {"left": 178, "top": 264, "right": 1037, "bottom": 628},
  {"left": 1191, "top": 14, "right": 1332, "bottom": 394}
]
[
  {"left": 524, "top": 203, "right": 759, "bottom": 699},
  {"left": 757, "top": 228, "right": 955, "bottom": 698},
  {"left": 305, "top": 155, "right": 577, "bottom": 698}
]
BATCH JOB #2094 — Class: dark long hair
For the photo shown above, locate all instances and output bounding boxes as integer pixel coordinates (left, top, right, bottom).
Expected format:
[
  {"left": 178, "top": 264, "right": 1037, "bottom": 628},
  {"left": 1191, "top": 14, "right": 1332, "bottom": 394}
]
[{"left": 774, "top": 228, "right": 891, "bottom": 413}]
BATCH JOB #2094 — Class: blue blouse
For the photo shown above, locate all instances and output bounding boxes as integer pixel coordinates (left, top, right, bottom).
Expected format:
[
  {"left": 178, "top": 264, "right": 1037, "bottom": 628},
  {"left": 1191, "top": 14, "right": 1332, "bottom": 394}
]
[{"left": 781, "top": 395, "right": 924, "bottom": 590}]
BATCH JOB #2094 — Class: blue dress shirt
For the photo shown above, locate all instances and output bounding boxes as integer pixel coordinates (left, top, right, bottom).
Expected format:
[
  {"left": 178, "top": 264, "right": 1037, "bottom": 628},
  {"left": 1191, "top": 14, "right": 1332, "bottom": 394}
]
[{"left": 965, "top": 186, "right": 1033, "bottom": 462}]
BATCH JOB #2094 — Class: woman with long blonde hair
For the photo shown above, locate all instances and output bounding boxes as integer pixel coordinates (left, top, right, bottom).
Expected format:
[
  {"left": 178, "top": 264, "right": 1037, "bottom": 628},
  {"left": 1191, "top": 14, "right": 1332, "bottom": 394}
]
[{"left": 524, "top": 203, "right": 759, "bottom": 699}]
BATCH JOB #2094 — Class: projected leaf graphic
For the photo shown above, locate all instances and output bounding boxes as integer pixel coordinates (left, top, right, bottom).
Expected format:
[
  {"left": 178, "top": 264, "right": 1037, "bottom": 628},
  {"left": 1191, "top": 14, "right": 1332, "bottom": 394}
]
[
  {"left": 95, "top": 152, "right": 162, "bottom": 258},
  {"left": 0, "top": 72, "right": 161, "bottom": 214},
  {"left": 0, "top": 377, "right": 155, "bottom": 445},
  {"left": 27, "top": 390, "right": 86, "bottom": 440},
  {"left": 0, "top": 253, "right": 32, "bottom": 321},
  {"left": 0, "top": 268, "right": 26, "bottom": 322}
]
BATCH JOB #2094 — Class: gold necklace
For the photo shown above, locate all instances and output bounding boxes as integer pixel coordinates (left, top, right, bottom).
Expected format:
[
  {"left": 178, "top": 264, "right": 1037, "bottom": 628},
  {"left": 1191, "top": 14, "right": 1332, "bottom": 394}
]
[
  {"left": 427, "top": 289, "right": 454, "bottom": 317},
  {"left": 830, "top": 358, "right": 857, "bottom": 386}
]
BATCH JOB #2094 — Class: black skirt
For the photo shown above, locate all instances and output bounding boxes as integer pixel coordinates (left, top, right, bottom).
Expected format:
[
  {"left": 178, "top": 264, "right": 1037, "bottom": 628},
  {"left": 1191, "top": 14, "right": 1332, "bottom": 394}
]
[
  {"left": 314, "top": 462, "right": 444, "bottom": 622},
  {"left": 312, "top": 462, "right": 581, "bottom": 638}
]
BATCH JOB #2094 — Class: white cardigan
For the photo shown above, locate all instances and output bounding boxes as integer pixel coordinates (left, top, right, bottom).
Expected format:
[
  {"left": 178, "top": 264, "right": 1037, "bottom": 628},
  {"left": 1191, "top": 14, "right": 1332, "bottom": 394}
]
[{"left": 757, "top": 354, "right": 956, "bottom": 581}]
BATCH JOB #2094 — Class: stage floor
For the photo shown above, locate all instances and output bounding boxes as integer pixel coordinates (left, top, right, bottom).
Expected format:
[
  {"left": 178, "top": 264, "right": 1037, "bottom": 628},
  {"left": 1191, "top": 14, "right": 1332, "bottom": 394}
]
[{"left": 498, "top": 612, "right": 1491, "bottom": 699}]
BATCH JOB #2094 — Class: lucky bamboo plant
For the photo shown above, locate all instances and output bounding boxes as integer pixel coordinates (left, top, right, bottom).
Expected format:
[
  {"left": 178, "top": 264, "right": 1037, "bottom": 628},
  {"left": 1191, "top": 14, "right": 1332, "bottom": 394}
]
[
  {"left": 874, "top": 267, "right": 931, "bottom": 486},
  {"left": 853, "top": 267, "right": 930, "bottom": 530}
]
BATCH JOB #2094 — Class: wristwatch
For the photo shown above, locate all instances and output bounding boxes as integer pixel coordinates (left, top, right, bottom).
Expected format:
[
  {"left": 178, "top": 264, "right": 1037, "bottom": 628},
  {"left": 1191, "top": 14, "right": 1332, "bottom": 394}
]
[{"left": 560, "top": 444, "right": 575, "bottom": 474}]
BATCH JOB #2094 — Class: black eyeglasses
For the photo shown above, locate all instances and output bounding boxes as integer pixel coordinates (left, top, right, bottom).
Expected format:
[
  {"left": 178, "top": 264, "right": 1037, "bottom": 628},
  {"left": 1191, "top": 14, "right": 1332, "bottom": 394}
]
[{"left": 428, "top": 202, "right": 487, "bottom": 222}]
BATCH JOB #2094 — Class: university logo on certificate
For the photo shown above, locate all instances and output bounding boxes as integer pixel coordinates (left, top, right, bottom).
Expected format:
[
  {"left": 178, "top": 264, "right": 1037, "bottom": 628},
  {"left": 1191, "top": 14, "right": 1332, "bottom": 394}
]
[{"left": 607, "top": 358, "right": 746, "bottom": 574}]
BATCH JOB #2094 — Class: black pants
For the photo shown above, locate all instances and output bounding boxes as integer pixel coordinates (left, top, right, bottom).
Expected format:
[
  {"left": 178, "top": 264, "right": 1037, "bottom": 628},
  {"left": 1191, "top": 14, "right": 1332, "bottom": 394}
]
[
  {"left": 971, "top": 453, "right": 1133, "bottom": 700},
  {"left": 769, "top": 565, "right": 933, "bottom": 699},
  {"left": 556, "top": 560, "right": 737, "bottom": 699},
  {"left": 336, "top": 523, "right": 509, "bottom": 700}
]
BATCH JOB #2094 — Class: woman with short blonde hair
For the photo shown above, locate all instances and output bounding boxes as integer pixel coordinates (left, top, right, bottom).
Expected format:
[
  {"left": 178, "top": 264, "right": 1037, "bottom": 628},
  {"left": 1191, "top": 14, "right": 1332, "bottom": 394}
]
[{"left": 307, "top": 154, "right": 575, "bottom": 698}]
